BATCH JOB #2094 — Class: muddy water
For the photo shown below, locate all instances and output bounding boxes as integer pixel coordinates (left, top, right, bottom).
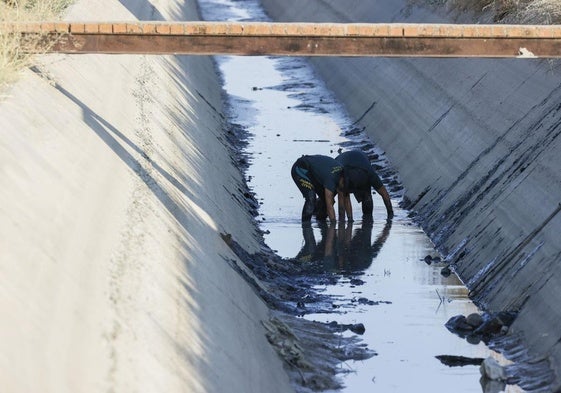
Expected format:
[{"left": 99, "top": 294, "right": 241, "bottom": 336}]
[{"left": 199, "top": 1, "right": 520, "bottom": 392}]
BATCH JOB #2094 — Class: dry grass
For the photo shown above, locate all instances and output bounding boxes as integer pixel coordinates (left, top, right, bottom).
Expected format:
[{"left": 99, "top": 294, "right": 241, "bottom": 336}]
[
  {"left": 415, "top": 0, "right": 561, "bottom": 23},
  {"left": 519, "top": 0, "right": 561, "bottom": 23},
  {"left": 0, "top": 0, "right": 72, "bottom": 90},
  {"left": 471, "top": 0, "right": 561, "bottom": 23},
  {"left": 446, "top": 0, "right": 523, "bottom": 21}
]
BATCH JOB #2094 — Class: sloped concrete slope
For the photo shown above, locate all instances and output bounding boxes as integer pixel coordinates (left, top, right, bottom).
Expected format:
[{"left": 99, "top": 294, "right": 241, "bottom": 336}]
[
  {"left": 0, "top": 1, "right": 293, "bottom": 392},
  {"left": 261, "top": 0, "right": 561, "bottom": 388}
]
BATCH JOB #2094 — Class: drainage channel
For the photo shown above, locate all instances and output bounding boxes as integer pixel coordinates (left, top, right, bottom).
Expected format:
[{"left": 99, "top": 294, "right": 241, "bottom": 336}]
[{"left": 198, "top": 1, "right": 522, "bottom": 392}]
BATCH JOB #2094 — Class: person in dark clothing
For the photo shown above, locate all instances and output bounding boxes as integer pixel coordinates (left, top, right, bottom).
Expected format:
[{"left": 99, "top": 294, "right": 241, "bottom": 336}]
[
  {"left": 291, "top": 154, "right": 344, "bottom": 222},
  {"left": 336, "top": 150, "right": 394, "bottom": 221}
]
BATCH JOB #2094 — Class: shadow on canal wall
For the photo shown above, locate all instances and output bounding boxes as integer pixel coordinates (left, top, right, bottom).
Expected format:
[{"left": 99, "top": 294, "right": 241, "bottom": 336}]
[{"left": 260, "top": 0, "right": 561, "bottom": 390}]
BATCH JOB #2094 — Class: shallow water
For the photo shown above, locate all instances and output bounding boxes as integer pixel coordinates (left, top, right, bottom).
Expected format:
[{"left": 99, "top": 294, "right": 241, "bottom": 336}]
[{"left": 199, "top": 1, "right": 521, "bottom": 392}]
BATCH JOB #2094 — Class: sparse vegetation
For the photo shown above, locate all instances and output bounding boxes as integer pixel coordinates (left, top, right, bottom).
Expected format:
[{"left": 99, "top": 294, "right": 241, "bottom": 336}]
[
  {"left": 519, "top": 0, "right": 561, "bottom": 24},
  {"left": 447, "top": 0, "right": 522, "bottom": 21},
  {"left": 0, "top": 0, "right": 72, "bottom": 89},
  {"left": 413, "top": 0, "right": 561, "bottom": 23}
]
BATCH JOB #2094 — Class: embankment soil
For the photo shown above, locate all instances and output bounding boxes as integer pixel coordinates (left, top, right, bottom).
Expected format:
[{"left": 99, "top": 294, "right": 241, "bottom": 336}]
[{"left": 260, "top": 0, "right": 561, "bottom": 390}]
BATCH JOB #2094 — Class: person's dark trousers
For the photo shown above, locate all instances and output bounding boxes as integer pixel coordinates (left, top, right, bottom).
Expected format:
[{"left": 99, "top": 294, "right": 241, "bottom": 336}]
[
  {"left": 314, "top": 196, "right": 328, "bottom": 220},
  {"left": 354, "top": 189, "right": 373, "bottom": 221},
  {"left": 291, "top": 158, "right": 318, "bottom": 222}
]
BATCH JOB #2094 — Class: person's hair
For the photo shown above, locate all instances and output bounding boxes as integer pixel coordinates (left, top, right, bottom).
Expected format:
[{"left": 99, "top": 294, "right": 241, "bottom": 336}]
[{"left": 343, "top": 167, "right": 369, "bottom": 192}]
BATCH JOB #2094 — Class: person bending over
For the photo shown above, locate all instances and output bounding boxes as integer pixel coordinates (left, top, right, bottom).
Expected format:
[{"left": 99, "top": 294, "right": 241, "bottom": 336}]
[
  {"left": 291, "top": 154, "right": 344, "bottom": 222},
  {"left": 336, "top": 150, "right": 394, "bottom": 222}
]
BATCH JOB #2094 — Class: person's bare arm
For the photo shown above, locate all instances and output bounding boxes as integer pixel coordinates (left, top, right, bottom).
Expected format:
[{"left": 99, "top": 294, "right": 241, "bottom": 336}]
[
  {"left": 376, "top": 186, "right": 394, "bottom": 219},
  {"left": 325, "top": 221, "right": 336, "bottom": 257},
  {"left": 324, "top": 189, "right": 337, "bottom": 222},
  {"left": 338, "top": 192, "right": 345, "bottom": 220},
  {"left": 344, "top": 193, "right": 353, "bottom": 222},
  {"left": 337, "top": 192, "right": 353, "bottom": 222}
]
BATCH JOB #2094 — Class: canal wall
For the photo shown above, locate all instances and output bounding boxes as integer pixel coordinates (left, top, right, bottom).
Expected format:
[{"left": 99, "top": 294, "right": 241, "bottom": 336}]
[
  {"left": 261, "top": 0, "right": 561, "bottom": 388},
  {"left": 0, "top": 1, "right": 294, "bottom": 393}
]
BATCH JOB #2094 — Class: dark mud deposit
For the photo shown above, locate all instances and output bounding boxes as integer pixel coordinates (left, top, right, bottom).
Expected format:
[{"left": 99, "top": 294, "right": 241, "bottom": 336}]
[{"left": 222, "top": 234, "right": 376, "bottom": 392}]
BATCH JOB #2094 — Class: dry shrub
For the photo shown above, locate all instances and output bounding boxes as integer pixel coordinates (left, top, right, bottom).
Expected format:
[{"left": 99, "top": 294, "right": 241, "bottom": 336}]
[
  {"left": 443, "top": 0, "right": 530, "bottom": 22},
  {"left": 413, "top": 0, "right": 561, "bottom": 23},
  {"left": 488, "top": 0, "right": 523, "bottom": 21},
  {"left": 464, "top": 0, "right": 561, "bottom": 23},
  {"left": 520, "top": 0, "right": 561, "bottom": 23},
  {"left": 0, "top": 0, "right": 72, "bottom": 90}
]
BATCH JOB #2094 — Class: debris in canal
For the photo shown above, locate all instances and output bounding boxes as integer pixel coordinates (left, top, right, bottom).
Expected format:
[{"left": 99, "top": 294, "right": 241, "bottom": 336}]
[
  {"left": 326, "top": 321, "right": 367, "bottom": 335},
  {"left": 445, "top": 311, "right": 517, "bottom": 345},
  {"left": 435, "top": 355, "right": 485, "bottom": 367},
  {"left": 423, "top": 254, "right": 442, "bottom": 265},
  {"left": 440, "top": 309, "right": 556, "bottom": 390},
  {"left": 440, "top": 264, "right": 452, "bottom": 277},
  {"left": 352, "top": 297, "right": 392, "bottom": 306}
]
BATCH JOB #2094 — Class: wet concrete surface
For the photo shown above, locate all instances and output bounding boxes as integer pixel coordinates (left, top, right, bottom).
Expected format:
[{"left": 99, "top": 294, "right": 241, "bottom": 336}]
[{"left": 197, "top": 0, "right": 540, "bottom": 391}]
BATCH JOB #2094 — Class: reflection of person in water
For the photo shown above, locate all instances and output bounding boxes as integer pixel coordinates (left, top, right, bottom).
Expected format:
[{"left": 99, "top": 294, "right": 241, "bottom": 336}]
[
  {"left": 295, "top": 222, "right": 320, "bottom": 264},
  {"left": 295, "top": 222, "right": 335, "bottom": 271},
  {"left": 295, "top": 220, "right": 392, "bottom": 273},
  {"left": 336, "top": 220, "right": 392, "bottom": 272}
]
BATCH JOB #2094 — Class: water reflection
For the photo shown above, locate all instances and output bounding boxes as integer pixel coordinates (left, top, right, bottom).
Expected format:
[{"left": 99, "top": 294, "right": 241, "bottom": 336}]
[
  {"left": 293, "top": 216, "right": 525, "bottom": 393},
  {"left": 337, "top": 220, "right": 391, "bottom": 273},
  {"left": 295, "top": 220, "right": 392, "bottom": 275}
]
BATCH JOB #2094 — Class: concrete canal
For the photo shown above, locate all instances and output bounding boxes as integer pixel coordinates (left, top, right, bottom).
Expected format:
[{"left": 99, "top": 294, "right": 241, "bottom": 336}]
[{"left": 199, "top": 0, "right": 523, "bottom": 391}]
